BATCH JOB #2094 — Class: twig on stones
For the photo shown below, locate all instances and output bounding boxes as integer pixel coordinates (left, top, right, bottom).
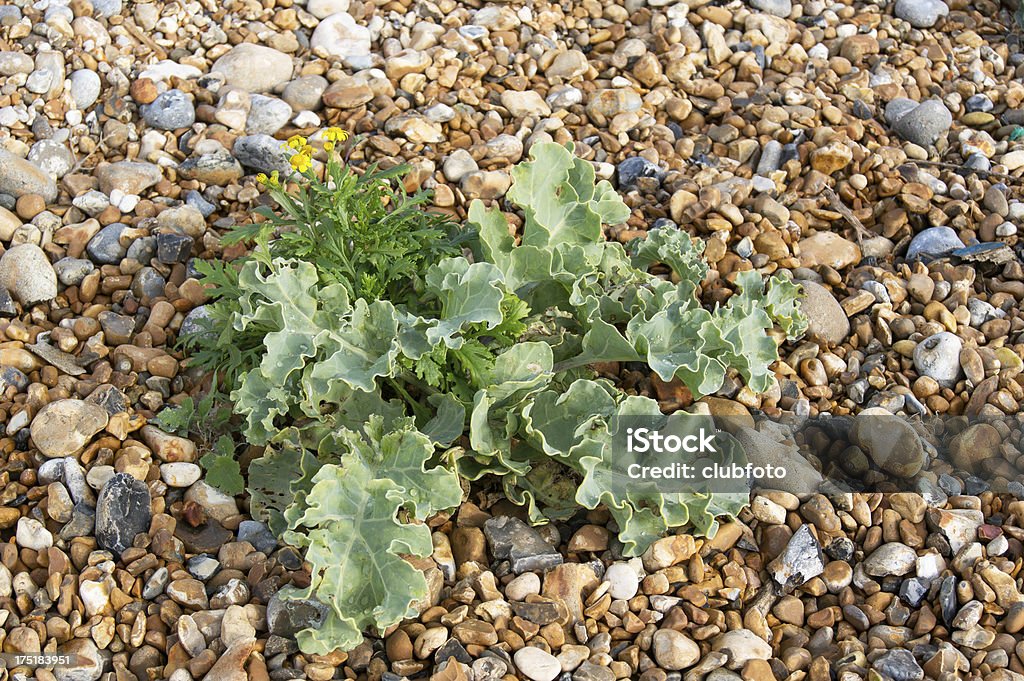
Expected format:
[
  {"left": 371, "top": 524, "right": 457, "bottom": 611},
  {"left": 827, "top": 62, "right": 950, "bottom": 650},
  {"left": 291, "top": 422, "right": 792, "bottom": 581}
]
[
  {"left": 822, "top": 186, "right": 872, "bottom": 244},
  {"left": 123, "top": 18, "right": 168, "bottom": 61}
]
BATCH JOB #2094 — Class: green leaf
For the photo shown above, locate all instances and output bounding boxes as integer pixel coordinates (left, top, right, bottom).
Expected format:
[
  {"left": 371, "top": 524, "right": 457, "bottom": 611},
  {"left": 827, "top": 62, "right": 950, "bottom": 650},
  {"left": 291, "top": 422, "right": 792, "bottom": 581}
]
[
  {"left": 421, "top": 258, "right": 506, "bottom": 349},
  {"left": 248, "top": 434, "right": 323, "bottom": 536},
  {"left": 234, "top": 259, "right": 340, "bottom": 386},
  {"left": 281, "top": 417, "right": 462, "bottom": 654},
  {"left": 200, "top": 435, "right": 245, "bottom": 496},
  {"left": 421, "top": 393, "right": 466, "bottom": 447}
]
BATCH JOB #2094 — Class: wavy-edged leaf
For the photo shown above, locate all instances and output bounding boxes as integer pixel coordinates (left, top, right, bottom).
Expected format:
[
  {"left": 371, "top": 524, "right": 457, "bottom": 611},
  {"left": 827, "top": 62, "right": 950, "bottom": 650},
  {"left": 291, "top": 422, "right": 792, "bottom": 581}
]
[{"left": 282, "top": 416, "right": 461, "bottom": 654}]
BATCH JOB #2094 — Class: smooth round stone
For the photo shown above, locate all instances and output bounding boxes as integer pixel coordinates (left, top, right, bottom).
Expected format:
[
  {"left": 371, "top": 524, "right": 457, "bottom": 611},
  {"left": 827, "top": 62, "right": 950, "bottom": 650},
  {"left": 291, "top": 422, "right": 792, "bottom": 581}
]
[
  {"left": 798, "top": 280, "right": 850, "bottom": 346},
  {"left": 311, "top": 12, "right": 372, "bottom": 58},
  {"left": 28, "top": 139, "right": 75, "bottom": 179},
  {"left": 749, "top": 0, "right": 791, "bottom": 16},
  {"left": 652, "top": 629, "right": 701, "bottom": 670},
  {"left": 863, "top": 542, "right": 918, "bottom": 577},
  {"left": 0, "top": 51, "right": 32, "bottom": 75},
  {"left": 308, "top": 0, "right": 349, "bottom": 18},
  {"left": 140, "top": 89, "right": 195, "bottom": 130},
  {"left": 89, "top": 0, "right": 123, "bottom": 17},
  {"left": 211, "top": 44, "right": 294, "bottom": 93},
  {"left": 0, "top": 243, "right": 57, "bottom": 305},
  {"left": 513, "top": 646, "right": 561, "bottom": 681},
  {"left": 505, "top": 573, "right": 541, "bottom": 601},
  {"left": 892, "top": 100, "right": 953, "bottom": 147},
  {"left": 53, "top": 257, "right": 95, "bottom": 286},
  {"left": 282, "top": 75, "right": 328, "bottom": 111},
  {"left": 893, "top": 0, "right": 948, "bottom": 28},
  {"left": 0, "top": 149, "right": 58, "bottom": 203},
  {"left": 913, "top": 331, "right": 963, "bottom": 387},
  {"left": 131, "top": 267, "right": 167, "bottom": 300},
  {"left": 160, "top": 463, "right": 202, "bottom": 488},
  {"left": 906, "top": 226, "right": 965, "bottom": 262},
  {"left": 69, "top": 68, "right": 101, "bottom": 109},
  {"left": 711, "top": 629, "right": 771, "bottom": 669},
  {"left": 603, "top": 563, "right": 640, "bottom": 600}
]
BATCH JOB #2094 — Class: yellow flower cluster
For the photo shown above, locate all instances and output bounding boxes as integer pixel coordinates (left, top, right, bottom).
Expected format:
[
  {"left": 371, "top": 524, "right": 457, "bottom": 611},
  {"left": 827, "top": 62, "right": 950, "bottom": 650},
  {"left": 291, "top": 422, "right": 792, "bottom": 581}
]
[
  {"left": 285, "top": 134, "right": 314, "bottom": 172},
  {"left": 277, "top": 128, "right": 349, "bottom": 173},
  {"left": 255, "top": 170, "right": 280, "bottom": 186},
  {"left": 322, "top": 126, "right": 349, "bottom": 151}
]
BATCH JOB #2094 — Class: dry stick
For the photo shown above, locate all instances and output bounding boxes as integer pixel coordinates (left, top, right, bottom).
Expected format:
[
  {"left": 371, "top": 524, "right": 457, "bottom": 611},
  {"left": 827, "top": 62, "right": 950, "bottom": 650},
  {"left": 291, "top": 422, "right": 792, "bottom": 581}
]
[
  {"left": 822, "top": 186, "right": 872, "bottom": 244},
  {"left": 123, "top": 18, "right": 168, "bottom": 61}
]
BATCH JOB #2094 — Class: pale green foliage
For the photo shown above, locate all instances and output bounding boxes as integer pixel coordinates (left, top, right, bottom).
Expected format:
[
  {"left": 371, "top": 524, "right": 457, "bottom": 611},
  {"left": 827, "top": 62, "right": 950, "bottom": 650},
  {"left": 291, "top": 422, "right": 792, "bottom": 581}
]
[
  {"left": 212, "top": 141, "right": 805, "bottom": 655},
  {"left": 470, "top": 141, "right": 806, "bottom": 399},
  {"left": 277, "top": 416, "right": 461, "bottom": 654}
]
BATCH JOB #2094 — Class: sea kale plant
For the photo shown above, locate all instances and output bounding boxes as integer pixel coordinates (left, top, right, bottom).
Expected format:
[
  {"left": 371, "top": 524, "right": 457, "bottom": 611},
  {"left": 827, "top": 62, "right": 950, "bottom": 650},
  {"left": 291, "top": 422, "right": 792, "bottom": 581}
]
[{"left": 181, "top": 135, "right": 807, "bottom": 655}]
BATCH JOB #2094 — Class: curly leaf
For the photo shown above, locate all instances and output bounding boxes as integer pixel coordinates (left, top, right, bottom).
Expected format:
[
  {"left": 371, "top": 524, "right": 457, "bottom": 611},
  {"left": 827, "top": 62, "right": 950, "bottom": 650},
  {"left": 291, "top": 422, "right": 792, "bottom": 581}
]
[{"left": 282, "top": 417, "right": 461, "bottom": 654}]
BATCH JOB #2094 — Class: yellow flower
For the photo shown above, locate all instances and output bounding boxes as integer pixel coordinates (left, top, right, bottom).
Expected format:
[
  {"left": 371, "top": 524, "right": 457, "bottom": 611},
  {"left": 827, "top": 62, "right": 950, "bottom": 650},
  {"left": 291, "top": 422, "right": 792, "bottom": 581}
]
[
  {"left": 323, "top": 141, "right": 335, "bottom": 152},
  {"left": 290, "top": 152, "right": 312, "bottom": 173},
  {"left": 256, "top": 172, "right": 267, "bottom": 184},
  {"left": 285, "top": 134, "right": 308, "bottom": 150},
  {"left": 267, "top": 170, "right": 280, "bottom": 186},
  {"left": 324, "top": 127, "right": 349, "bottom": 143}
]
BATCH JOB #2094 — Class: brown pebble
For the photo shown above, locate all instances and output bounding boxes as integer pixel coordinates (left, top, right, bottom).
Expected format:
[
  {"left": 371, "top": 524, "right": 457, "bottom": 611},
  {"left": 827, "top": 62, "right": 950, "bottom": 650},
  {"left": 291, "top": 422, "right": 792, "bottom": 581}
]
[{"left": 16, "top": 194, "right": 45, "bottom": 219}]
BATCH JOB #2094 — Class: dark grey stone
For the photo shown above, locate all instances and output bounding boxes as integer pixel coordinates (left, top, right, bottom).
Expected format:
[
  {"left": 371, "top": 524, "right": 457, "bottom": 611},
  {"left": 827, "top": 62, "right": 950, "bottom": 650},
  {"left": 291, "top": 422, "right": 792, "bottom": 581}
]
[
  {"left": 899, "top": 577, "right": 928, "bottom": 607},
  {"left": 0, "top": 286, "right": 15, "bottom": 317},
  {"left": 156, "top": 233, "right": 194, "bottom": 264},
  {"left": 125, "top": 235, "right": 156, "bottom": 263},
  {"left": 266, "top": 591, "right": 329, "bottom": 636},
  {"left": 484, "top": 516, "right": 563, "bottom": 574},
  {"left": 233, "top": 134, "right": 294, "bottom": 174},
  {"left": 616, "top": 157, "right": 659, "bottom": 190},
  {"left": 873, "top": 650, "right": 924, "bottom": 681},
  {"left": 95, "top": 472, "right": 151, "bottom": 556},
  {"left": 0, "top": 366, "right": 28, "bottom": 392},
  {"left": 59, "top": 503, "right": 96, "bottom": 540},
  {"left": 86, "top": 223, "right": 128, "bottom": 265},
  {"left": 238, "top": 520, "right": 278, "bottom": 554},
  {"left": 435, "top": 639, "right": 472, "bottom": 665},
  {"left": 892, "top": 100, "right": 952, "bottom": 147},
  {"left": 965, "top": 95, "right": 993, "bottom": 113},
  {"left": 131, "top": 267, "right": 167, "bottom": 300},
  {"left": 184, "top": 190, "right": 217, "bottom": 218}
]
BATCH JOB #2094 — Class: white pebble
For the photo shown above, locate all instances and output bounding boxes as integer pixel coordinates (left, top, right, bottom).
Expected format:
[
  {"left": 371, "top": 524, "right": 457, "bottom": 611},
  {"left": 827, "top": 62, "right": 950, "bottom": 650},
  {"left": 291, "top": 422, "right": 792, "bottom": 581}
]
[{"left": 603, "top": 562, "right": 640, "bottom": 600}]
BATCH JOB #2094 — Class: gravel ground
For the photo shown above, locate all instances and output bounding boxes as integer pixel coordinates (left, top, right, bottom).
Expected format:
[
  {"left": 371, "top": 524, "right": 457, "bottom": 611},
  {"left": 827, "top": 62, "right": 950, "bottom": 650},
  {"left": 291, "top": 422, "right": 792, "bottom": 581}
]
[{"left": 1, "top": 0, "right": 1024, "bottom": 679}]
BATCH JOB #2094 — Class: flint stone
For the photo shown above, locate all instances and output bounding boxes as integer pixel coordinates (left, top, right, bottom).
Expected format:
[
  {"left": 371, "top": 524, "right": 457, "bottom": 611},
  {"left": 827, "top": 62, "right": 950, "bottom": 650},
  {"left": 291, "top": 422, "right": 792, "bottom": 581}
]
[
  {"left": 95, "top": 472, "right": 151, "bottom": 556},
  {"left": 484, "top": 516, "right": 563, "bottom": 573}
]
